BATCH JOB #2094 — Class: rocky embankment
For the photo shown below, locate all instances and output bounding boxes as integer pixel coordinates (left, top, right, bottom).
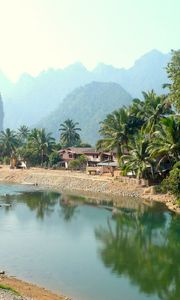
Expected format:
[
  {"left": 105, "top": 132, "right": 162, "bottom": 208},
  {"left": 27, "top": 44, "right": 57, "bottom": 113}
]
[
  {"left": 0, "top": 166, "right": 179, "bottom": 213},
  {"left": 0, "top": 289, "right": 31, "bottom": 300}
]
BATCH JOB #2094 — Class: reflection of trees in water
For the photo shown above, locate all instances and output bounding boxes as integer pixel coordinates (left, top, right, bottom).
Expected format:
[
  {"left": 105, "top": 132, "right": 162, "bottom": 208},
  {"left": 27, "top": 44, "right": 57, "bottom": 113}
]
[
  {"left": 95, "top": 209, "right": 180, "bottom": 300},
  {"left": 16, "top": 191, "right": 60, "bottom": 219},
  {"left": 1, "top": 190, "right": 80, "bottom": 221},
  {"left": 59, "top": 195, "right": 79, "bottom": 222}
]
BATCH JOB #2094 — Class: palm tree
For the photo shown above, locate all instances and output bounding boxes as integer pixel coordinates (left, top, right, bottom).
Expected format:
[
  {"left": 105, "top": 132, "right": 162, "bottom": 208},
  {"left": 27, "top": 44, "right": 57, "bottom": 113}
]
[
  {"left": 121, "top": 133, "right": 154, "bottom": 180},
  {"left": 148, "top": 115, "right": 180, "bottom": 169},
  {"left": 59, "top": 119, "right": 81, "bottom": 147},
  {"left": 0, "top": 128, "right": 19, "bottom": 157},
  {"left": 18, "top": 125, "right": 30, "bottom": 145},
  {"left": 97, "top": 107, "right": 130, "bottom": 160},
  {"left": 128, "top": 98, "right": 146, "bottom": 129},
  {"left": 141, "top": 91, "right": 172, "bottom": 135},
  {"left": 28, "top": 128, "right": 55, "bottom": 165}
]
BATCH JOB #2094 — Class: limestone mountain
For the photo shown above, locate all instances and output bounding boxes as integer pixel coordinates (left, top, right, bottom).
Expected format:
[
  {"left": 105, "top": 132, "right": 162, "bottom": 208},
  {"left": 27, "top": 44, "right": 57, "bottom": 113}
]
[
  {"left": 0, "top": 49, "right": 170, "bottom": 129},
  {"left": 37, "top": 82, "right": 132, "bottom": 145},
  {"left": 93, "top": 49, "right": 170, "bottom": 97}
]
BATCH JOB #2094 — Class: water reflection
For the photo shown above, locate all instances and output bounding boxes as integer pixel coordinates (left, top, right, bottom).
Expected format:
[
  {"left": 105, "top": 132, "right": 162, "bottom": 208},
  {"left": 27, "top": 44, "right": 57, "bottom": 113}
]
[
  {"left": 0, "top": 185, "right": 180, "bottom": 300},
  {"left": 0, "top": 189, "right": 79, "bottom": 222},
  {"left": 95, "top": 208, "right": 180, "bottom": 300},
  {"left": 60, "top": 195, "right": 79, "bottom": 222}
]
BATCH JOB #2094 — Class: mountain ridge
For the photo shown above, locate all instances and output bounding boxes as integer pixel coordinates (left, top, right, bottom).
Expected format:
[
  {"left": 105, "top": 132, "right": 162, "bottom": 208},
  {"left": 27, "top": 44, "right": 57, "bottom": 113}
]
[
  {"left": 37, "top": 81, "right": 132, "bottom": 145},
  {"left": 0, "top": 49, "right": 171, "bottom": 129}
]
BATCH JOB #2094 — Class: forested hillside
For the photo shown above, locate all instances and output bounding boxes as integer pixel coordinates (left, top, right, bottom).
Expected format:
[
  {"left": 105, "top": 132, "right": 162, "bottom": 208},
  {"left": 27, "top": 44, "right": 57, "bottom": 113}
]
[{"left": 37, "top": 82, "right": 132, "bottom": 145}]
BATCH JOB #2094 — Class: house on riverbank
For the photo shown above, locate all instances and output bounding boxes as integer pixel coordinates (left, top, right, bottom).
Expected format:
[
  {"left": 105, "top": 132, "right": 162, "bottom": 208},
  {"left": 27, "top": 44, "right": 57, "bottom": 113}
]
[{"left": 58, "top": 147, "right": 117, "bottom": 169}]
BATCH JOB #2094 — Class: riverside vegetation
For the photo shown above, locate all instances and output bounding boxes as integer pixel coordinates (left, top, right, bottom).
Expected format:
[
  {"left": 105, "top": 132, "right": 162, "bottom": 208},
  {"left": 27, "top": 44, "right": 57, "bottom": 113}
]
[{"left": 0, "top": 50, "right": 180, "bottom": 204}]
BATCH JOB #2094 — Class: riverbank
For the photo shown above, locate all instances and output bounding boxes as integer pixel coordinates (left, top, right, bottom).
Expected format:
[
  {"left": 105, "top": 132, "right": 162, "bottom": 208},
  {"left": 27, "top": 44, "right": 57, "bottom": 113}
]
[
  {"left": 0, "top": 165, "right": 179, "bottom": 213},
  {"left": 0, "top": 275, "right": 69, "bottom": 300}
]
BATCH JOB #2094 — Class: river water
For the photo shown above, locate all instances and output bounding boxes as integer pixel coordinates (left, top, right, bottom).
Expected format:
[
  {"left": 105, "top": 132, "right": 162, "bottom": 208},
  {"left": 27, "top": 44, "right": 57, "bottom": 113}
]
[{"left": 0, "top": 184, "right": 179, "bottom": 300}]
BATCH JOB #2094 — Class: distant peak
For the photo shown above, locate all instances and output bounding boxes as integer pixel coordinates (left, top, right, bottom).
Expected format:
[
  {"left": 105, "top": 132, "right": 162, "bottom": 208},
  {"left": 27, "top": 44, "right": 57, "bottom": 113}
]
[
  {"left": 132, "top": 49, "right": 170, "bottom": 68},
  {"left": 147, "top": 49, "right": 163, "bottom": 55},
  {"left": 93, "top": 63, "right": 116, "bottom": 72},
  {"left": 64, "top": 62, "right": 87, "bottom": 72}
]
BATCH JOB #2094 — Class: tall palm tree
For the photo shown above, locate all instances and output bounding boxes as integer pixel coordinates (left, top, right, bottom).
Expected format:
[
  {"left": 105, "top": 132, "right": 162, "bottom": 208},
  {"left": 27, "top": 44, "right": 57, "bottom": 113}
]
[
  {"left": 0, "top": 128, "right": 19, "bottom": 157},
  {"left": 149, "top": 115, "right": 180, "bottom": 169},
  {"left": 18, "top": 125, "right": 30, "bottom": 145},
  {"left": 97, "top": 107, "right": 130, "bottom": 160},
  {"left": 28, "top": 128, "right": 55, "bottom": 165},
  {"left": 59, "top": 119, "right": 81, "bottom": 147}
]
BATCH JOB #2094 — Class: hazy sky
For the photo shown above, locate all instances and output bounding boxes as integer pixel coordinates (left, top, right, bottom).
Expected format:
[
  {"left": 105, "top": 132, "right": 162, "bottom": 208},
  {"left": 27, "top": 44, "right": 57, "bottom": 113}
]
[{"left": 0, "top": 0, "right": 179, "bottom": 81}]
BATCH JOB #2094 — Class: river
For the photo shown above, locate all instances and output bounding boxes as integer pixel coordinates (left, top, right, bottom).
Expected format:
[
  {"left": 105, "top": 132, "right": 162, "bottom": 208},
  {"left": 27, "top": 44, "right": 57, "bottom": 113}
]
[{"left": 0, "top": 184, "right": 179, "bottom": 300}]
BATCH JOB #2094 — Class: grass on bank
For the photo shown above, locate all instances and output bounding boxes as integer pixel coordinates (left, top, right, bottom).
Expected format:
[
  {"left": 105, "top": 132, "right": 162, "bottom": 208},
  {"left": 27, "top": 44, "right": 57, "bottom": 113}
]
[{"left": 0, "top": 284, "right": 20, "bottom": 296}]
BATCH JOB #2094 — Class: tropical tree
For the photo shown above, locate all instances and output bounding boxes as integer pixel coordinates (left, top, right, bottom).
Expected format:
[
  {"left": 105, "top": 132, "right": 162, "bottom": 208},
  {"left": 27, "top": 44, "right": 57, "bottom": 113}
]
[
  {"left": 28, "top": 128, "right": 55, "bottom": 166},
  {"left": 59, "top": 119, "right": 81, "bottom": 147},
  {"left": 165, "top": 49, "right": 180, "bottom": 111},
  {"left": 0, "top": 128, "right": 19, "bottom": 157},
  {"left": 97, "top": 107, "right": 130, "bottom": 160},
  {"left": 121, "top": 133, "right": 155, "bottom": 180},
  {"left": 18, "top": 125, "right": 30, "bottom": 145},
  {"left": 149, "top": 116, "right": 180, "bottom": 170},
  {"left": 127, "top": 98, "right": 146, "bottom": 133},
  {"left": 141, "top": 91, "right": 172, "bottom": 135}
]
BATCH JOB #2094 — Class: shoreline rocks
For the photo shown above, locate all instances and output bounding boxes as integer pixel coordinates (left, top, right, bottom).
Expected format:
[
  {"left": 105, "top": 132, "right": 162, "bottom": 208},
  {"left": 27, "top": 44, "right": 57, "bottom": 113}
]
[{"left": 0, "top": 166, "right": 179, "bottom": 214}]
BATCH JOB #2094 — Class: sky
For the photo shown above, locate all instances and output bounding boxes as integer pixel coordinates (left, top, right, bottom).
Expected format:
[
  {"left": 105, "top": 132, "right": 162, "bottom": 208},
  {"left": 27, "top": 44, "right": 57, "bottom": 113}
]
[{"left": 0, "top": 0, "right": 179, "bottom": 81}]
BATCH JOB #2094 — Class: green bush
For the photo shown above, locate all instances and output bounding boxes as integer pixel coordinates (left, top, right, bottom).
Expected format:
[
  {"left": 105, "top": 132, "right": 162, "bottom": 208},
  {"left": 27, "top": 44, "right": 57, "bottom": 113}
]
[
  {"left": 69, "top": 159, "right": 80, "bottom": 170},
  {"left": 154, "top": 184, "right": 166, "bottom": 194},
  {"left": 162, "top": 162, "right": 180, "bottom": 202},
  {"left": 49, "top": 151, "right": 61, "bottom": 166},
  {"left": 68, "top": 155, "right": 87, "bottom": 170}
]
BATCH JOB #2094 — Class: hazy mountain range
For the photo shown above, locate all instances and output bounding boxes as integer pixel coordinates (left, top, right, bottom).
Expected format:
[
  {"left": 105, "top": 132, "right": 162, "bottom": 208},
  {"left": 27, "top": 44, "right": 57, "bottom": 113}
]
[{"left": 0, "top": 49, "right": 171, "bottom": 143}]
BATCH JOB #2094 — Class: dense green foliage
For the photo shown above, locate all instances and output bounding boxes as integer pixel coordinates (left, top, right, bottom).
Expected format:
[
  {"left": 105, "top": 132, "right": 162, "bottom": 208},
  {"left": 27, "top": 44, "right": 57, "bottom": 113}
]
[
  {"left": 0, "top": 127, "right": 56, "bottom": 166},
  {"left": 165, "top": 50, "right": 180, "bottom": 111},
  {"left": 162, "top": 162, "right": 180, "bottom": 202},
  {"left": 97, "top": 51, "right": 180, "bottom": 200},
  {"left": 0, "top": 128, "right": 19, "bottom": 157},
  {"left": 48, "top": 151, "right": 61, "bottom": 167},
  {"left": 0, "top": 121, "right": 84, "bottom": 167}
]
